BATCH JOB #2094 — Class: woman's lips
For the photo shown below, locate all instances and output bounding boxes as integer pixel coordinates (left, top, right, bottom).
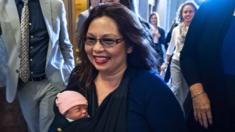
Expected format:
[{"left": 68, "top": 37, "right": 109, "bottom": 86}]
[{"left": 94, "top": 56, "right": 110, "bottom": 65}]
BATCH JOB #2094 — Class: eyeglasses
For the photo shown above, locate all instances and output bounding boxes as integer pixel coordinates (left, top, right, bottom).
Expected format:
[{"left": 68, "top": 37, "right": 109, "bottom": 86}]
[{"left": 84, "top": 36, "right": 123, "bottom": 48}]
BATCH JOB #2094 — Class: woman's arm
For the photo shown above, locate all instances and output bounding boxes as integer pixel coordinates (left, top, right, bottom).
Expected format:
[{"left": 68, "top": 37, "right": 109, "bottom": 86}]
[
  {"left": 180, "top": 2, "right": 213, "bottom": 128},
  {"left": 128, "top": 72, "right": 186, "bottom": 132}
]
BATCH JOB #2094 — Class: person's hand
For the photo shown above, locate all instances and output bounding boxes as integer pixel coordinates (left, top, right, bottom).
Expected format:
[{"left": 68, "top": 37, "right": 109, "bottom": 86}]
[
  {"left": 190, "top": 84, "right": 213, "bottom": 128},
  {"left": 160, "top": 62, "right": 168, "bottom": 74}
]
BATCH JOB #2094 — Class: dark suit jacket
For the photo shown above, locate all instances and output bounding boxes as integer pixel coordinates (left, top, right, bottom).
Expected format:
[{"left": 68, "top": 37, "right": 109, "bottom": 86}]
[
  {"left": 77, "top": 9, "right": 89, "bottom": 36},
  {"left": 157, "top": 27, "right": 166, "bottom": 49},
  {"left": 180, "top": 0, "right": 235, "bottom": 131}
]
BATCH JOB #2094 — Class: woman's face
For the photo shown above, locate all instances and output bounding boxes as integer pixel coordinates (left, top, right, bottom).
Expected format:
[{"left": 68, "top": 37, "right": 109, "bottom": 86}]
[
  {"left": 182, "top": 4, "right": 195, "bottom": 24},
  {"left": 85, "top": 16, "right": 132, "bottom": 75},
  {"left": 150, "top": 15, "right": 158, "bottom": 26}
]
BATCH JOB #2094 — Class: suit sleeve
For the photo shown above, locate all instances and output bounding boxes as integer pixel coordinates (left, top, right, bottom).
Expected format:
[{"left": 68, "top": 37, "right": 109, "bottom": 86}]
[
  {"left": 0, "top": 23, "right": 2, "bottom": 35},
  {"left": 159, "top": 28, "right": 166, "bottom": 48},
  {"left": 77, "top": 14, "right": 87, "bottom": 37},
  {"left": 58, "top": 0, "right": 75, "bottom": 71},
  {"left": 180, "top": 2, "right": 209, "bottom": 86},
  {"left": 166, "top": 27, "right": 177, "bottom": 56},
  {"left": 0, "top": 29, "right": 7, "bottom": 88}
]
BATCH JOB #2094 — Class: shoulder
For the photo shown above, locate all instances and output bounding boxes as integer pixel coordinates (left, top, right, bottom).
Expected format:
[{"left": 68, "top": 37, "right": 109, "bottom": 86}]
[
  {"left": 196, "top": 0, "right": 231, "bottom": 17},
  {"left": 170, "top": 26, "right": 179, "bottom": 38},
  {"left": 129, "top": 69, "right": 173, "bottom": 99},
  {"left": 50, "top": 0, "right": 65, "bottom": 10},
  {"left": 81, "top": 10, "right": 90, "bottom": 16},
  {"left": 78, "top": 11, "right": 89, "bottom": 21},
  {"left": 51, "top": 0, "right": 64, "bottom": 4},
  {"left": 172, "top": 25, "right": 180, "bottom": 33},
  {"left": 158, "top": 27, "right": 165, "bottom": 32}
]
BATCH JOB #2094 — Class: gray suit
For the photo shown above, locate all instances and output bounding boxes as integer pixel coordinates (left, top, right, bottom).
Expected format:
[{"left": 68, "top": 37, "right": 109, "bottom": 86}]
[
  {"left": 77, "top": 9, "right": 89, "bottom": 37},
  {"left": 0, "top": 0, "right": 75, "bottom": 131},
  {"left": 0, "top": 36, "right": 7, "bottom": 88}
]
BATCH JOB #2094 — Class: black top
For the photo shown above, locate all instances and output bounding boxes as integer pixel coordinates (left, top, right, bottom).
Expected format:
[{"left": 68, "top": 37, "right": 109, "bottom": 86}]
[
  {"left": 50, "top": 68, "right": 186, "bottom": 132},
  {"left": 180, "top": 0, "right": 235, "bottom": 131},
  {"left": 15, "top": 0, "right": 49, "bottom": 77}
]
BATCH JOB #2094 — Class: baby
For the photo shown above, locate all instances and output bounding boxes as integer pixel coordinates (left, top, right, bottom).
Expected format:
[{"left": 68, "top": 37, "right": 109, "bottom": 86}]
[{"left": 56, "top": 90, "right": 89, "bottom": 121}]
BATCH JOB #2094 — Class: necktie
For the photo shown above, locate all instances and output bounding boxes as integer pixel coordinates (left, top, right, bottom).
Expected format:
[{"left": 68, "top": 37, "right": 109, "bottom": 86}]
[{"left": 19, "top": 0, "right": 30, "bottom": 82}]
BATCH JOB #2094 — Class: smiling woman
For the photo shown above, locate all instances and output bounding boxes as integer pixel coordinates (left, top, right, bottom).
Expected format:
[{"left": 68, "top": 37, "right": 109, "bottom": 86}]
[
  {"left": 50, "top": 3, "right": 186, "bottom": 132},
  {"left": 161, "top": 1, "right": 198, "bottom": 109},
  {"left": 84, "top": 16, "right": 131, "bottom": 75}
]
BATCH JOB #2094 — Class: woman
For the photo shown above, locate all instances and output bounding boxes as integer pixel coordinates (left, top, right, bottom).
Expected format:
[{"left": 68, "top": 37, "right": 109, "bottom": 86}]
[
  {"left": 161, "top": 1, "right": 198, "bottom": 108},
  {"left": 149, "top": 12, "right": 166, "bottom": 68},
  {"left": 52, "top": 3, "right": 186, "bottom": 132},
  {"left": 181, "top": 0, "right": 235, "bottom": 131}
]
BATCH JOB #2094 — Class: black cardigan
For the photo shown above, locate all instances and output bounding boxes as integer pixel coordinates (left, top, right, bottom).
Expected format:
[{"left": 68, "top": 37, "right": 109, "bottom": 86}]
[{"left": 180, "top": 0, "right": 235, "bottom": 131}]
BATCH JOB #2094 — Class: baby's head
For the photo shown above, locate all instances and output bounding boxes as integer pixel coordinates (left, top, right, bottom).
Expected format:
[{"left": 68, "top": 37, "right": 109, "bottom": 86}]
[{"left": 56, "top": 90, "right": 88, "bottom": 118}]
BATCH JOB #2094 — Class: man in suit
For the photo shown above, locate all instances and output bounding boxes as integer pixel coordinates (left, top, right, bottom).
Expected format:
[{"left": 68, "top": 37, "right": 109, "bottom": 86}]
[
  {"left": 77, "top": 0, "right": 100, "bottom": 37},
  {"left": 0, "top": 0, "right": 75, "bottom": 132},
  {"left": 180, "top": 0, "right": 235, "bottom": 131}
]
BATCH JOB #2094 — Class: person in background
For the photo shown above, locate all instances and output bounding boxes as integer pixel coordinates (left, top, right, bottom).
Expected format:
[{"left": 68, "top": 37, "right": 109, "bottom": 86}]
[
  {"left": 102, "top": 0, "right": 135, "bottom": 11},
  {"left": 149, "top": 12, "right": 166, "bottom": 71},
  {"left": 1, "top": 25, "right": 28, "bottom": 132},
  {"left": 0, "top": 28, "right": 7, "bottom": 89},
  {"left": 162, "top": 20, "right": 178, "bottom": 82},
  {"left": 180, "top": 0, "right": 235, "bottom": 131},
  {"left": 53, "top": 3, "right": 186, "bottom": 132},
  {"left": 77, "top": 0, "right": 101, "bottom": 37},
  {"left": 78, "top": 0, "right": 135, "bottom": 37},
  {"left": 49, "top": 90, "right": 89, "bottom": 132},
  {"left": 0, "top": 0, "right": 75, "bottom": 131},
  {"left": 161, "top": 1, "right": 198, "bottom": 108},
  {"left": 164, "top": 20, "right": 178, "bottom": 50}
]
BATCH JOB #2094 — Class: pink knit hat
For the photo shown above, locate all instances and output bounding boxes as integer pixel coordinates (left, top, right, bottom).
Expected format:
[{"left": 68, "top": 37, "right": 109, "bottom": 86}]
[{"left": 56, "top": 90, "right": 88, "bottom": 115}]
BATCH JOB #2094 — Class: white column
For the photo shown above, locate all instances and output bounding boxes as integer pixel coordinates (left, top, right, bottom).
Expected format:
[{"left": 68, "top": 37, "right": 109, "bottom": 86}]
[
  {"left": 157, "top": 0, "right": 168, "bottom": 30},
  {"left": 138, "top": 0, "right": 149, "bottom": 20}
]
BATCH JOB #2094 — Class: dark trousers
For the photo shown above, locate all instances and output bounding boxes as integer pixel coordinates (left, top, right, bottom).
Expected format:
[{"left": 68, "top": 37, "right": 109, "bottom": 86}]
[
  {"left": 225, "top": 75, "right": 235, "bottom": 131},
  {"left": 0, "top": 89, "right": 27, "bottom": 132},
  {"left": 186, "top": 75, "right": 235, "bottom": 132}
]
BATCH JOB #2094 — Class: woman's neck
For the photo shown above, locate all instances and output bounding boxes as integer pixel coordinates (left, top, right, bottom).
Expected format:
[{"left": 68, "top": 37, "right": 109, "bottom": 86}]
[
  {"left": 183, "top": 21, "right": 190, "bottom": 27},
  {"left": 152, "top": 24, "right": 158, "bottom": 28},
  {"left": 96, "top": 66, "right": 126, "bottom": 88}
]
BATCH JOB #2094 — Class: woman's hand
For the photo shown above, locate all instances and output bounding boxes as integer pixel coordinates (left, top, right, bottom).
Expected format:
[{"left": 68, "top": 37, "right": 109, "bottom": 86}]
[
  {"left": 160, "top": 62, "right": 168, "bottom": 75},
  {"left": 190, "top": 83, "right": 213, "bottom": 128}
]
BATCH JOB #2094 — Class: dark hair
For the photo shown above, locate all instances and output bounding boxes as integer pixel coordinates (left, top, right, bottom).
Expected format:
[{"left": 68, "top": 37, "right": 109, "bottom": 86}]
[
  {"left": 177, "top": 1, "right": 198, "bottom": 22},
  {"left": 73, "top": 3, "right": 158, "bottom": 91},
  {"left": 149, "top": 12, "right": 160, "bottom": 26}
]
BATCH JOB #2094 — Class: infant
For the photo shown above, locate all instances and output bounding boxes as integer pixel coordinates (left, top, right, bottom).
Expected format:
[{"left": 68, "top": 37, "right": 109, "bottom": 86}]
[{"left": 56, "top": 90, "right": 89, "bottom": 121}]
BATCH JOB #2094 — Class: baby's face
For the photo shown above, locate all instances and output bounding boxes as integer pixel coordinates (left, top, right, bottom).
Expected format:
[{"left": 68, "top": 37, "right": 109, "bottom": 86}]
[{"left": 65, "top": 104, "right": 88, "bottom": 120}]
